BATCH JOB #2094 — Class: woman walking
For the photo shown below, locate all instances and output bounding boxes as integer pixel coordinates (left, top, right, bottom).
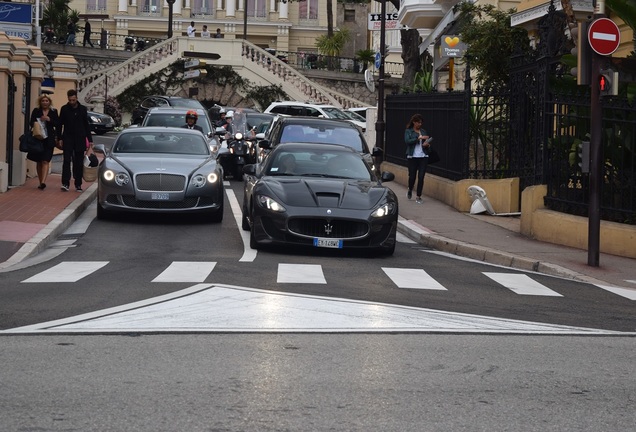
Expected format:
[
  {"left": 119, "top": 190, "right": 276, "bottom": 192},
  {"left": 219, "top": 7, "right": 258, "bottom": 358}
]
[
  {"left": 404, "top": 113, "right": 430, "bottom": 204},
  {"left": 29, "top": 95, "right": 59, "bottom": 190}
]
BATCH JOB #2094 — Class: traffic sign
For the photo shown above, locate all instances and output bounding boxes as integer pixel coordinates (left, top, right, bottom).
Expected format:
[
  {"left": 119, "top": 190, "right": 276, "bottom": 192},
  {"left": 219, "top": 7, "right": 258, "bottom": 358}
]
[
  {"left": 184, "top": 59, "right": 204, "bottom": 69},
  {"left": 375, "top": 52, "right": 381, "bottom": 69},
  {"left": 183, "top": 69, "right": 206, "bottom": 79},
  {"left": 587, "top": 18, "right": 620, "bottom": 56}
]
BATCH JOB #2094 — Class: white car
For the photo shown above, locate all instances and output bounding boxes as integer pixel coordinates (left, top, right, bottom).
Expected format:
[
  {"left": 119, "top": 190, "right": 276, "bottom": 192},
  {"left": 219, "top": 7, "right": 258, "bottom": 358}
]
[{"left": 264, "top": 101, "right": 366, "bottom": 131}]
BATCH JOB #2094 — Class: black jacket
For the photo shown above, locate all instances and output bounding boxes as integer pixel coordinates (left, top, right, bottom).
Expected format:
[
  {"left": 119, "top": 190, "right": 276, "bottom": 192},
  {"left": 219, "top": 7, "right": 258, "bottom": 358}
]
[{"left": 57, "top": 102, "right": 93, "bottom": 150}]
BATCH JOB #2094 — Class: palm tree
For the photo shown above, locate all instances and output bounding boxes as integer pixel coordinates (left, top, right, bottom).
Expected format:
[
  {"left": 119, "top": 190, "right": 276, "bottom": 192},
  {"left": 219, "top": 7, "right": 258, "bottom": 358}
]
[{"left": 41, "top": 0, "right": 80, "bottom": 42}]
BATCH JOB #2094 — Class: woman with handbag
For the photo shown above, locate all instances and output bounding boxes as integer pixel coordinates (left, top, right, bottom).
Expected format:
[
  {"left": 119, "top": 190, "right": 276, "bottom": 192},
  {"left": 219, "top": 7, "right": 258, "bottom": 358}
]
[
  {"left": 404, "top": 113, "right": 430, "bottom": 204},
  {"left": 29, "top": 94, "right": 59, "bottom": 190}
]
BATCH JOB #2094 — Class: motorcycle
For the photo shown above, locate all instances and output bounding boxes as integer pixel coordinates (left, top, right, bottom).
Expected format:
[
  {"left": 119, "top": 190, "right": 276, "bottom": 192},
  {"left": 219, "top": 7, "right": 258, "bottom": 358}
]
[
  {"left": 124, "top": 36, "right": 135, "bottom": 51},
  {"left": 217, "top": 111, "right": 254, "bottom": 180}
]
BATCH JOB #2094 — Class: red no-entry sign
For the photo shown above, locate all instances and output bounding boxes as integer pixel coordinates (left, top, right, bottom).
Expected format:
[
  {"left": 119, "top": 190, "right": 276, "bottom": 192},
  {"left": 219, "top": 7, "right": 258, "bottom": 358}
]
[{"left": 588, "top": 18, "right": 620, "bottom": 56}]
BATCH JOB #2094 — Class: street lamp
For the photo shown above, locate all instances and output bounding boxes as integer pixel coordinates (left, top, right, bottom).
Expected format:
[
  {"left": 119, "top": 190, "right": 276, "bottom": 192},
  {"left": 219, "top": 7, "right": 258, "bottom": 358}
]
[
  {"left": 243, "top": 0, "right": 248, "bottom": 41},
  {"left": 167, "top": 0, "right": 176, "bottom": 38},
  {"left": 375, "top": 0, "right": 386, "bottom": 154}
]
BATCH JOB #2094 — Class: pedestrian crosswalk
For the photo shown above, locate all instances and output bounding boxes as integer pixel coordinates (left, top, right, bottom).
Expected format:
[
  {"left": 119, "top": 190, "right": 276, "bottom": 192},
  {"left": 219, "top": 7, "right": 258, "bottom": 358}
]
[{"left": 18, "top": 261, "right": 635, "bottom": 301}]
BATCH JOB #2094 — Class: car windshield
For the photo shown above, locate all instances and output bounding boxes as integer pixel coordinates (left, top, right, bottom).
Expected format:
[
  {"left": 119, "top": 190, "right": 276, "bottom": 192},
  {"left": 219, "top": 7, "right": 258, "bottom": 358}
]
[
  {"left": 279, "top": 124, "right": 366, "bottom": 152},
  {"left": 170, "top": 99, "right": 205, "bottom": 109},
  {"left": 143, "top": 113, "right": 212, "bottom": 135},
  {"left": 266, "top": 149, "right": 371, "bottom": 180},
  {"left": 342, "top": 110, "right": 365, "bottom": 122},
  {"left": 113, "top": 131, "right": 210, "bottom": 155},
  {"left": 320, "top": 107, "right": 351, "bottom": 120}
]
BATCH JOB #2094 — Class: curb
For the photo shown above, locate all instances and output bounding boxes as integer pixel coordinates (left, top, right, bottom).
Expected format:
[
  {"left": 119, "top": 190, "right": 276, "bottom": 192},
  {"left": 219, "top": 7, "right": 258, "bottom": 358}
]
[
  {"left": 0, "top": 184, "right": 98, "bottom": 270},
  {"left": 396, "top": 217, "right": 608, "bottom": 286}
]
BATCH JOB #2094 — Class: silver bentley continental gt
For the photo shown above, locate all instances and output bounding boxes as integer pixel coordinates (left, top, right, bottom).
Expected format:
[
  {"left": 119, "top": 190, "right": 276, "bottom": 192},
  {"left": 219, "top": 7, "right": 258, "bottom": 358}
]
[
  {"left": 93, "top": 127, "right": 224, "bottom": 222},
  {"left": 242, "top": 143, "right": 398, "bottom": 255}
]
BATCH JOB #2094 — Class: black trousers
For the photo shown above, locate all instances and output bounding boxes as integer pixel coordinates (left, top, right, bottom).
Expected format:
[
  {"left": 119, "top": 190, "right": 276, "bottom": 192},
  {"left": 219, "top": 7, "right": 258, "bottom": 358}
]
[
  {"left": 62, "top": 146, "right": 85, "bottom": 188},
  {"left": 407, "top": 157, "right": 428, "bottom": 197}
]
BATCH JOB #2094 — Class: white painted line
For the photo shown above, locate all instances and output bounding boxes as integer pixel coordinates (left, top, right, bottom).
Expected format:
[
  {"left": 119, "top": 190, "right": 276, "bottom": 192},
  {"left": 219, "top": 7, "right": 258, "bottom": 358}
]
[
  {"left": 4, "top": 284, "right": 624, "bottom": 335},
  {"left": 383, "top": 268, "right": 447, "bottom": 290},
  {"left": 225, "top": 188, "right": 257, "bottom": 263},
  {"left": 592, "top": 32, "right": 617, "bottom": 42},
  {"left": 595, "top": 284, "right": 636, "bottom": 301},
  {"left": 277, "top": 263, "right": 326, "bottom": 284},
  {"left": 483, "top": 273, "right": 563, "bottom": 297},
  {"left": 21, "top": 261, "right": 109, "bottom": 283},
  {"left": 152, "top": 261, "right": 216, "bottom": 283}
]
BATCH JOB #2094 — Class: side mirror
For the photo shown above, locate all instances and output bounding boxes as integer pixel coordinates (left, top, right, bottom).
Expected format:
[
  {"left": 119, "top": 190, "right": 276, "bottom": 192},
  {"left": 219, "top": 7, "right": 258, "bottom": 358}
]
[
  {"left": 243, "top": 164, "right": 256, "bottom": 175},
  {"left": 372, "top": 146, "right": 384, "bottom": 158},
  {"left": 380, "top": 171, "right": 394, "bottom": 183},
  {"left": 93, "top": 144, "right": 106, "bottom": 155},
  {"left": 258, "top": 140, "right": 271, "bottom": 149}
]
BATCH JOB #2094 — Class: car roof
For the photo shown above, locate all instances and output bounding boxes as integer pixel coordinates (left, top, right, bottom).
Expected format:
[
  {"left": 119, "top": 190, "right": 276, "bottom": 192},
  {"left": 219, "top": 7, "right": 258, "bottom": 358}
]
[
  {"left": 268, "top": 101, "right": 337, "bottom": 109},
  {"left": 274, "top": 142, "right": 360, "bottom": 153},
  {"left": 146, "top": 107, "right": 207, "bottom": 113},
  {"left": 275, "top": 116, "right": 358, "bottom": 127},
  {"left": 119, "top": 126, "right": 206, "bottom": 136}
]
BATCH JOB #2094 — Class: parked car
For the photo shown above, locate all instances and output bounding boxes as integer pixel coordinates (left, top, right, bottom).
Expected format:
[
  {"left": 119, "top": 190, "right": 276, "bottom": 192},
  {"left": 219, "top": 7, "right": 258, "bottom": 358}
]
[
  {"left": 264, "top": 101, "right": 366, "bottom": 130},
  {"left": 139, "top": 107, "right": 222, "bottom": 152},
  {"left": 256, "top": 116, "right": 381, "bottom": 170},
  {"left": 346, "top": 107, "right": 372, "bottom": 120},
  {"left": 87, "top": 111, "right": 115, "bottom": 135},
  {"left": 241, "top": 142, "right": 397, "bottom": 255},
  {"left": 131, "top": 96, "right": 206, "bottom": 125},
  {"left": 92, "top": 127, "right": 224, "bottom": 221}
]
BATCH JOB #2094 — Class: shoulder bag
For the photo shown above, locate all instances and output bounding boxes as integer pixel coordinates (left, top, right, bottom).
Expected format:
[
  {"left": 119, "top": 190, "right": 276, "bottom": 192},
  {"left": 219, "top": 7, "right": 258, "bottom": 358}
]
[{"left": 19, "top": 131, "right": 44, "bottom": 154}]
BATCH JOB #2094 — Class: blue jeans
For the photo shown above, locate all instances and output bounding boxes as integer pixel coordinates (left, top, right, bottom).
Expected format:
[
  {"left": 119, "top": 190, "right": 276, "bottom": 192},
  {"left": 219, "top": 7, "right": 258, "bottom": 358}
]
[{"left": 66, "top": 33, "right": 76, "bottom": 45}]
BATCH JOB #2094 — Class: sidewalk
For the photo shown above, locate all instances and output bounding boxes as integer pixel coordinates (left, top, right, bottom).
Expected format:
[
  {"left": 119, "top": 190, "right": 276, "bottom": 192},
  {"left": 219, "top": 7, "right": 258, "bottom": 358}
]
[{"left": 1, "top": 164, "right": 635, "bottom": 290}]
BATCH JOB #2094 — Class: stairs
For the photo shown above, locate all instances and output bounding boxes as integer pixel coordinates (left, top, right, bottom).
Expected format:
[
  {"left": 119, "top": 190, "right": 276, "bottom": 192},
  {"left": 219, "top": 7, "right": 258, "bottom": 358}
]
[{"left": 78, "top": 37, "right": 368, "bottom": 109}]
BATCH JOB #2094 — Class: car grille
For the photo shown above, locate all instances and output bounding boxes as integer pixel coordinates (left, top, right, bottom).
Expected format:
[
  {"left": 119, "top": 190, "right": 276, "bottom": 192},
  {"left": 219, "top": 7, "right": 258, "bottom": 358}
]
[
  {"left": 105, "top": 194, "right": 214, "bottom": 209},
  {"left": 121, "top": 195, "right": 199, "bottom": 209},
  {"left": 288, "top": 218, "right": 369, "bottom": 239},
  {"left": 135, "top": 174, "right": 186, "bottom": 192}
]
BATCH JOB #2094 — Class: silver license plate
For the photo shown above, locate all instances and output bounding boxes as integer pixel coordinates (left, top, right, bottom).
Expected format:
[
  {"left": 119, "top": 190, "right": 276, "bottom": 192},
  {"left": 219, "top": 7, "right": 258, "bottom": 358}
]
[
  {"left": 313, "top": 238, "right": 343, "bottom": 248},
  {"left": 151, "top": 193, "right": 170, "bottom": 200}
]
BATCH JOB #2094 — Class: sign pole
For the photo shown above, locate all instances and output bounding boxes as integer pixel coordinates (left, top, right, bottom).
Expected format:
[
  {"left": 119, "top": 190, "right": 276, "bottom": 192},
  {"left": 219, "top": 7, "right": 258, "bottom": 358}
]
[{"left": 374, "top": 1, "right": 386, "bottom": 156}]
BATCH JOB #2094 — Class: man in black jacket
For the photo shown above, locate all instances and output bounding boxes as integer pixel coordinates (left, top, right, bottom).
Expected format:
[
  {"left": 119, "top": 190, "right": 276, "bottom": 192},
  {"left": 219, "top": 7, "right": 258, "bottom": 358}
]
[
  {"left": 57, "top": 89, "right": 93, "bottom": 192},
  {"left": 83, "top": 18, "right": 94, "bottom": 47}
]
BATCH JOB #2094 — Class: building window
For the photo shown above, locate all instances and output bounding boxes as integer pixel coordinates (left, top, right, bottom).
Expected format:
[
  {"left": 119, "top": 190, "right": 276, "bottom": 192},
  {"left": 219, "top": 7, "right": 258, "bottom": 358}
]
[
  {"left": 87, "top": 0, "right": 107, "bottom": 12},
  {"left": 344, "top": 9, "right": 355, "bottom": 22},
  {"left": 141, "top": 0, "right": 161, "bottom": 14},
  {"left": 246, "top": 0, "right": 267, "bottom": 18},
  {"left": 299, "top": 0, "right": 318, "bottom": 20},
  {"left": 192, "top": 0, "right": 215, "bottom": 15}
]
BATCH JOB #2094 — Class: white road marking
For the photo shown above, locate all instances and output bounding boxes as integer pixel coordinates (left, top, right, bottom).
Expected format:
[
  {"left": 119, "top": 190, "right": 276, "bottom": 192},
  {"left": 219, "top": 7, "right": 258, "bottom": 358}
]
[
  {"left": 483, "top": 273, "right": 563, "bottom": 297},
  {"left": 277, "top": 263, "right": 326, "bottom": 284},
  {"left": 383, "top": 268, "right": 447, "bottom": 290},
  {"left": 225, "top": 187, "right": 257, "bottom": 262},
  {"left": 4, "top": 284, "right": 623, "bottom": 335},
  {"left": 152, "top": 261, "right": 216, "bottom": 283},
  {"left": 595, "top": 284, "right": 636, "bottom": 300},
  {"left": 396, "top": 231, "right": 416, "bottom": 243},
  {"left": 21, "top": 261, "right": 109, "bottom": 283}
]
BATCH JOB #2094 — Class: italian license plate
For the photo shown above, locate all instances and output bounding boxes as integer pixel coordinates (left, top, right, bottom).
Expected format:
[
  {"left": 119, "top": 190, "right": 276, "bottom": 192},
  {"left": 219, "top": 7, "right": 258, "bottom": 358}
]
[
  {"left": 151, "top": 193, "right": 169, "bottom": 200},
  {"left": 313, "top": 238, "right": 343, "bottom": 249}
]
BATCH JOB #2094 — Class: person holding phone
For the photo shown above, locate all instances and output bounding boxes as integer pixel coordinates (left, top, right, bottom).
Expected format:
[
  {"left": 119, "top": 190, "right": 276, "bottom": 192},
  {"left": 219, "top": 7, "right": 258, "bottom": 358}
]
[{"left": 404, "top": 113, "right": 430, "bottom": 204}]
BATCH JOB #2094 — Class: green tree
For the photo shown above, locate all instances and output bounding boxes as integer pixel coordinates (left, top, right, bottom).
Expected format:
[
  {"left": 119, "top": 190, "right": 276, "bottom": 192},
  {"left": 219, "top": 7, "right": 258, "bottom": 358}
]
[
  {"left": 454, "top": 2, "right": 531, "bottom": 90},
  {"left": 41, "top": 0, "right": 80, "bottom": 41},
  {"left": 606, "top": 0, "right": 636, "bottom": 55},
  {"left": 355, "top": 48, "right": 375, "bottom": 71}
]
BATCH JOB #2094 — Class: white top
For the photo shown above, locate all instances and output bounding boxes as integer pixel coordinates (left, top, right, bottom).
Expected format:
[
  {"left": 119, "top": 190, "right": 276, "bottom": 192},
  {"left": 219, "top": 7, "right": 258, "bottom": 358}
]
[
  {"left": 201, "top": 30, "right": 211, "bottom": 38},
  {"left": 187, "top": 25, "right": 196, "bottom": 37}
]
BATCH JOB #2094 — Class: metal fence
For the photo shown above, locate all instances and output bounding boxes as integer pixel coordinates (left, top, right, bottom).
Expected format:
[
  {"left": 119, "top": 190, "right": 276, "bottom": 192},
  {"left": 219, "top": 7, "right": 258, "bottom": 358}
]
[
  {"left": 545, "top": 90, "right": 636, "bottom": 224},
  {"left": 383, "top": 87, "right": 636, "bottom": 226}
]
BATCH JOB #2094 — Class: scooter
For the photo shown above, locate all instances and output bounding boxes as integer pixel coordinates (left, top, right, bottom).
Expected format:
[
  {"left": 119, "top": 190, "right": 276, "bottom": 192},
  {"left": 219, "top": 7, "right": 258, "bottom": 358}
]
[
  {"left": 124, "top": 36, "right": 135, "bottom": 51},
  {"left": 217, "top": 111, "right": 251, "bottom": 180}
]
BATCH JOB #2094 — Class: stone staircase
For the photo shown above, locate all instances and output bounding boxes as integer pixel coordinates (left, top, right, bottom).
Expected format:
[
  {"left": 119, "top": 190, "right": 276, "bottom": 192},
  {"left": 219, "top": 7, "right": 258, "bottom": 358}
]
[{"left": 78, "top": 37, "right": 368, "bottom": 109}]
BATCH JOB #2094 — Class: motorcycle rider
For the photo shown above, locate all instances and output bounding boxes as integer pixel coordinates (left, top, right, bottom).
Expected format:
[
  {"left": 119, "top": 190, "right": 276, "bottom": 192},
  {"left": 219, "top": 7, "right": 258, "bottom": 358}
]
[
  {"left": 215, "top": 108, "right": 227, "bottom": 127},
  {"left": 222, "top": 110, "right": 234, "bottom": 137},
  {"left": 182, "top": 110, "right": 204, "bottom": 132}
]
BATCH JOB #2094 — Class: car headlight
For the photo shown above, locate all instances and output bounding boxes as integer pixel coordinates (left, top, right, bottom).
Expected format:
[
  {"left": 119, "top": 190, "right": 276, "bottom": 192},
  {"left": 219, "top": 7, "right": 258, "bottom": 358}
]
[
  {"left": 103, "top": 169, "right": 130, "bottom": 186},
  {"left": 207, "top": 172, "right": 219, "bottom": 183},
  {"left": 257, "top": 195, "right": 286, "bottom": 212},
  {"left": 371, "top": 202, "right": 396, "bottom": 218},
  {"left": 90, "top": 115, "right": 101, "bottom": 123},
  {"left": 192, "top": 174, "right": 206, "bottom": 187}
]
